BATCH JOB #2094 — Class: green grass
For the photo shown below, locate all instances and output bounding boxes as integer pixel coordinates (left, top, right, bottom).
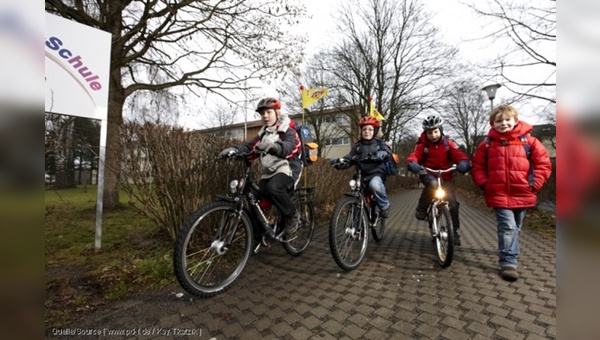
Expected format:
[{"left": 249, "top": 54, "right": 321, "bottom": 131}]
[{"left": 45, "top": 185, "right": 173, "bottom": 328}]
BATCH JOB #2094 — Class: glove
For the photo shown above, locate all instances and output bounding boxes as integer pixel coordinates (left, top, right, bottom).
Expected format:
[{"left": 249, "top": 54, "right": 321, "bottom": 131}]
[
  {"left": 255, "top": 142, "right": 281, "bottom": 155},
  {"left": 456, "top": 160, "right": 471, "bottom": 174},
  {"left": 376, "top": 150, "right": 388, "bottom": 160},
  {"left": 219, "top": 147, "right": 237, "bottom": 158},
  {"left": 407, "top": 161, "right": 422, "bottom": 174},
  {"left": 331, "top": 158, "right": 349, "bottom": 169}
]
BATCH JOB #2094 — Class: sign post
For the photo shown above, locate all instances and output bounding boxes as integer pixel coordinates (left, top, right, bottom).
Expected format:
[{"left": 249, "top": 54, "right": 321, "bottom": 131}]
[{"left": 45, "top": 13, "right": 112, "bottom": 251}]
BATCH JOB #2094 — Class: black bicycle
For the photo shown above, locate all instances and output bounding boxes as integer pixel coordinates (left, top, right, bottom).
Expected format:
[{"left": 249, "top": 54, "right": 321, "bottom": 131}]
[
  {"left": 329, "top": 156, "right": 385, "bottom": 271},
  {"left": 173, "top": 152, "right": 315, "bottom": 297},
  {"left": 423, "top": 165, "right": 456, "bottom": 268}
]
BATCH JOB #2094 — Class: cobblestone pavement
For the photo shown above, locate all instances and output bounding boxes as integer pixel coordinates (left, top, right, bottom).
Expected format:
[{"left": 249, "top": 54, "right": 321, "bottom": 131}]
[{"left": 52, "top": 189, "right": 556, "bottom": 339}]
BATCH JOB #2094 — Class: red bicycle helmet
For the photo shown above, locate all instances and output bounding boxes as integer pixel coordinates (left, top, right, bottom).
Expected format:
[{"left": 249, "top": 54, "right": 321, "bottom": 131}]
[
  {"left": 359, "top": 116, "right": 381, "bottom": 128},
  {"left": 255, "top": 97, "right": 282, "bottom": 112}
]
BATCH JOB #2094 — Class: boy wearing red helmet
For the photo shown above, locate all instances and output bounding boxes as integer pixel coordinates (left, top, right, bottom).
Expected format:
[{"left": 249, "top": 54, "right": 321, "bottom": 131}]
[
  {"left": 330, "top": 116, "right": 392, "bottom": 218},
  {"left": 219, "top": 97, "right": 302, "bottom": 238},
  {"left": 406, "top": 115, "right": 471, "bottom": 245}
]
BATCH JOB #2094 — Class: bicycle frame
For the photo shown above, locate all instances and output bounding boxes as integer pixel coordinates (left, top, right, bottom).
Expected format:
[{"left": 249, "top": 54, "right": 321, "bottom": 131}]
[
  {"left": 423, "top": 166, "right": 456, "bottom": 235},
  {"left": 345, "top": 161, "right": 381, "bottom": 228}
]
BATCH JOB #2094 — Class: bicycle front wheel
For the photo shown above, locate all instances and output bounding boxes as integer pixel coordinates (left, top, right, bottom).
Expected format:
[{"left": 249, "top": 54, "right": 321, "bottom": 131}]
[
  {"left": 329, "top": 196, "right": 368, "bottom": 271},
  {"left": 283, "top": 196, "right": 315, "bottom": 256},
  {"left": 432, "top": 203, "right": 454, "bottom": 268},
  {"left": 173, "top": 201, "right": 253, "bottom": 297}
]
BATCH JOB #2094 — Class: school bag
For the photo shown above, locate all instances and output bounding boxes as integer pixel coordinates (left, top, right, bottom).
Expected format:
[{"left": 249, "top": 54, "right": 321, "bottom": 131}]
[
  {"left": 295, "top": 124, "right": 319, "bottom": 165},
  {"left": 485, "top": 134, "right": 534, "bottom": 186}
]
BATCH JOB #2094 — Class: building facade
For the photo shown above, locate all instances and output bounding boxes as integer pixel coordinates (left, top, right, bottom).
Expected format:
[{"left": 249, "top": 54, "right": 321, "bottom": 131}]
[{"left": 199, "top": 105, "right": 362, "bottom": 159}]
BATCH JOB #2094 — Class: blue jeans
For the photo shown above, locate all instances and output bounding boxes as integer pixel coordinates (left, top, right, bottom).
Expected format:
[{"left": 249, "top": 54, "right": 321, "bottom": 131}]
[
  {"left": 495, "top": 208, "right": 527, "bottom": 268},
  {"left": 367, "top": 175, "right": 390, "bottom": 211}
]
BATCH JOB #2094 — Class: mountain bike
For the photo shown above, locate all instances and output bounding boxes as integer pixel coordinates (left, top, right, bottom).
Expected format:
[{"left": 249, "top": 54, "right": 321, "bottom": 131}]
[
  {"left": 422, "top": 165, "right": 457, "bottom": 268},
  {"left": 329, "top": 156, "right": 385, "bottom": 271},
  {"left": 173, "top": 152, "right": 315, "bottom": 297}
]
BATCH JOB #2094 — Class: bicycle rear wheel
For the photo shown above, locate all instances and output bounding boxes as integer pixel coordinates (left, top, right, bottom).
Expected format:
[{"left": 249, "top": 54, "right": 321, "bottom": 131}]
[
  {"left": 432, "top": 204, "right": 454, "bottom": 268},
  {"left": 283, "top": 194, "right": 315, "bottom": 256},
  {"left": 173, "top": 201, "right": 252, "bottom": 297},
  {"left": 329, "top": 196, "right": 368, "bottom": 271}
]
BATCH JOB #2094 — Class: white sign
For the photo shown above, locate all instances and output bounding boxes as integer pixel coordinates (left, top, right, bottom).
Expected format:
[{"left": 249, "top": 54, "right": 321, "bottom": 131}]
[{"left": 45, "top": 13, "right": 111, "bottom": 120}]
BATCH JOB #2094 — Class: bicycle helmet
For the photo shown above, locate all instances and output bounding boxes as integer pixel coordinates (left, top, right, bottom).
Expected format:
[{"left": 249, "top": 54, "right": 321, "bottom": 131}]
[
  {"left": 359, "top": 116, "right": 381, "bottom": 128},
  {"left": 255, "top": 97, "right": 281, "bottom": 112},
  {"left": 422, "top": 115, "right": 443, "bottom": 131}
]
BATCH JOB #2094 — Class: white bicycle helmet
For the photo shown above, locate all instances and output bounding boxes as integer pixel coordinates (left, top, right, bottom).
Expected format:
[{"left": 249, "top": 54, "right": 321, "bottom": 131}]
[{"left": 422, "top": 115, "right": 443, "bottom": 130}]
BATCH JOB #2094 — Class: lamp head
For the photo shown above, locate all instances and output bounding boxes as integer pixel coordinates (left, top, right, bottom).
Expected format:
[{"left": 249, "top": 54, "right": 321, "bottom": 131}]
[{"left": 482, "top": 83, "right": 502, "bottom": 100}]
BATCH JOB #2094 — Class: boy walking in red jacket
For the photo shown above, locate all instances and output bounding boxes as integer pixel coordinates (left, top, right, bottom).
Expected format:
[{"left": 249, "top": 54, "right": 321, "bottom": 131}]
[
  {"left": 471, "top": 105, "right": 552, "bottom": 281},
  {"left": 406, "top": 115, "right": 471, "bottom": 245}
]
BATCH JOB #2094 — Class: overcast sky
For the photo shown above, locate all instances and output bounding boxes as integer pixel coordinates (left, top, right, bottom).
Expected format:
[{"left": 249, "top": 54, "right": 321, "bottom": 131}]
[{"left": 180, "top": 0, "right": 555, "bottom": 129}]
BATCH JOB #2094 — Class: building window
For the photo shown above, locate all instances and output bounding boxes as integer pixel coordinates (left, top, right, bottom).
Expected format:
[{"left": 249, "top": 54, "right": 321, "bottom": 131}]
[
  {"left": 324, "top": 137, "right": 349, "bottom": 146},
  {"left": 324, "top": 114, "right": 348, "bottom": 124}
]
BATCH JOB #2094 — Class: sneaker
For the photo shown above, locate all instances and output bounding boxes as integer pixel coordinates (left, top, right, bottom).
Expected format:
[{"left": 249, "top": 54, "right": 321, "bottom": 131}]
[
  {"left": 500, "top": 266, "right": 519, "bottom": 282},
  {"left": 380, "top": 208, "right": 390, "bottom": 219},
  {"left": 415, "top": 208, "right": 427, "bottom": 221},
  {"left": 454, "top": 232, "right": 461, "bottom": 246},
  {"left": 282, "top": 212, "right": 300, "bottom": 237}
]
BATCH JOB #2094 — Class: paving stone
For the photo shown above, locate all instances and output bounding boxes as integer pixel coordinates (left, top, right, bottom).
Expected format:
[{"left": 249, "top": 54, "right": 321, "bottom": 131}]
[{"left": 63, "top": 190, "right": 555, "bottom": 340}]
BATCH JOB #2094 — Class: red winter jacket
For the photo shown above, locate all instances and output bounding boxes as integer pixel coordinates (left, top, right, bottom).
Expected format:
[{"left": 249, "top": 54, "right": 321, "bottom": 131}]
[
  {"left": 471, "top": 121, "right": 552, "bottom": 208},
  {"left": 406, "top": 134, "right": 469, "bottom": 181}
]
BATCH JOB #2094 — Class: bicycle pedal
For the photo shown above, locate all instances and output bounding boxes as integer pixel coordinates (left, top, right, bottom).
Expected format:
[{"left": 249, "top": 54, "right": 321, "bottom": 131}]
[{"left": 261, "top": 236, "right": 271, "bottom": 247}]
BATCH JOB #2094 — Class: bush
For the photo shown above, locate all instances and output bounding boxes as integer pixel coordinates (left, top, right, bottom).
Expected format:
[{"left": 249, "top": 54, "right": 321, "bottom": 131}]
[{"left": 121, "top": 122, "right": 241, "bottom": 239}]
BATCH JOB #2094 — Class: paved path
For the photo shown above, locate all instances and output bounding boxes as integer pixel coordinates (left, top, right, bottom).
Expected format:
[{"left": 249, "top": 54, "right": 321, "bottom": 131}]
[{"left": 53, "top": 189, "right": 556, "bottom": 339}]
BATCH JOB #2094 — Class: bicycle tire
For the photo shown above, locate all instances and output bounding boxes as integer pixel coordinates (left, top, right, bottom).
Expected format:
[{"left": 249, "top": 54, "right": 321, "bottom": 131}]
[
  {"left": 282, "top": 197, "right": 315, "bottom": 256},
  {"left": 433, "top": 204, "right": 454, "bottom": 268},
  {"left": 329, "top": 196, "right": 369, "bottom": 271},
  {"left": 173, "top": 201, "right": 253, "bottom": 297}
]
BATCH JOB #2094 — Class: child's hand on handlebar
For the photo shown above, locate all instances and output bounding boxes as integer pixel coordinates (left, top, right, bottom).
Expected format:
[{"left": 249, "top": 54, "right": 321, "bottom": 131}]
[{"left": 219, "top": 147, "right": 238, "bottom": 158}]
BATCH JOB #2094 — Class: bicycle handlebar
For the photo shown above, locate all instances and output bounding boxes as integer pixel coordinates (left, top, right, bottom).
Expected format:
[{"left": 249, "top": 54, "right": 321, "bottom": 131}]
[{"left": 422, "top": 165, "right": 457, "bottom": 175}]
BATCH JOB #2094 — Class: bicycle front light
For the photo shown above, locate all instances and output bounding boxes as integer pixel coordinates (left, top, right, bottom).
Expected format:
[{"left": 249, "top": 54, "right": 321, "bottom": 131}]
[
  {"left": 349, "top": 179, "right": 357, "bottom": 190},
  {"left": 229, "top": 180, "right": 239, "bottom": 193},
  {"left": 435, "top": 188, "right": 445, "bottom": 199}
]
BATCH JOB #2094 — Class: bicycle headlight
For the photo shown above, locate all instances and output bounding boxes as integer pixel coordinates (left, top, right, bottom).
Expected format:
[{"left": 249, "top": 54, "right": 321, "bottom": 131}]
[
  {"left": 229, "top": 180, "right": 239, "bottom": 193},
  {"left": 435, "top": 188, "right": 445, "bottom": 199},
  {"left": 349, "top": 179, "right": 357, "bottom": 190}
]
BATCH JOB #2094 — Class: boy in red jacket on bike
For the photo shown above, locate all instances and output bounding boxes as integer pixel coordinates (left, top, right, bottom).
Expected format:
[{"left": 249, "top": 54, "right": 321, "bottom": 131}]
[
  {"left": 406, "top": 115, "right": 471, "bottom": 245},
  {"left": 471, "top": 105, "right": 552, "bottom": 282}
]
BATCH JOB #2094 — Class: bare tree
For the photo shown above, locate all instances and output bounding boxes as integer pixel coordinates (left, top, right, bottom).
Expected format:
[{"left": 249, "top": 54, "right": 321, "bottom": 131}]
[
  {"left": 439, "top": 79, "right": 490, "bottom": 156},
  {"left": 202, "top": 100, "right": 241, "bottom": 130},
  {"left": 277, "top": 51, "right": 359, "bottom": 157},
  {"left": 46, "top": 0, "right": 306, "bottom": 209},
  {"left": 321, "top": 0, "right": 458, "bottom": 147},
  {"left": 470, "top": 0, "right": 556, "bottom": 104}
]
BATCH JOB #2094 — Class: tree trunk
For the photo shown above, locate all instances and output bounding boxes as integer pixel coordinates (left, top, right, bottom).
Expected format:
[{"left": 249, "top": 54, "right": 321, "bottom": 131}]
[{"left": 102, "top": 69, "right": 125, "bottom": 210}]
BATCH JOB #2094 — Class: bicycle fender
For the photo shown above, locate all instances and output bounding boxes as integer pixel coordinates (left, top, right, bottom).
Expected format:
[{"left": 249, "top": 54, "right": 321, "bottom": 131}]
[{"left": 215, "top": 195, "right": 236, "bottom": 203}]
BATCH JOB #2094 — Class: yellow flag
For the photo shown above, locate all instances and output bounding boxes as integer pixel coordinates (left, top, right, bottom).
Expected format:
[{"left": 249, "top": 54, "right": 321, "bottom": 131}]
[
  {"left": 370, "top": 101, "right": 385, "bottom": 121},
  {"left": 301, "top": 86, "right": 329, "bottom": 109}
]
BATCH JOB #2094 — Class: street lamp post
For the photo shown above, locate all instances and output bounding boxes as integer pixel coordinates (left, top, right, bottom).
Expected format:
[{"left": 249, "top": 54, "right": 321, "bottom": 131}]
[{"left": 482, "top": 83, "right": 502, "bottom": 112}]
